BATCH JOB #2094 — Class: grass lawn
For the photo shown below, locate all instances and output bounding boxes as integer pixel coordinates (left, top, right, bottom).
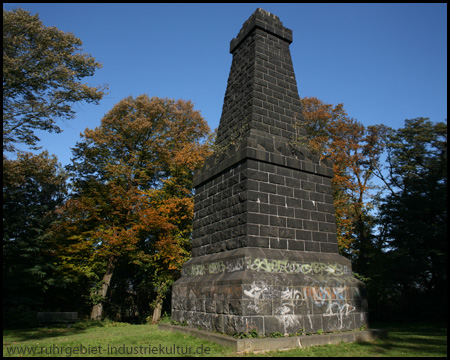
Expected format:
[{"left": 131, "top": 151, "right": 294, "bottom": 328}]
[{"left": 3, "top": 321, "right": 447, "bottom": 357}]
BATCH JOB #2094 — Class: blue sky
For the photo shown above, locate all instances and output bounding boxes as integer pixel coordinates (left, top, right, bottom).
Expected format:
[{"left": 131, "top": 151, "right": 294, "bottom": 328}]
[{"left": 4, "top": 3, "right": 447, "bottom": 168}]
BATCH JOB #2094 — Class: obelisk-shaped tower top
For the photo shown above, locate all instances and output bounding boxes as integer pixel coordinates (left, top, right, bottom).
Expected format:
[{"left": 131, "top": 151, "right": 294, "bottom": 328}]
[
  {"left": 230, "top": 8, "right": 293, "bottom": 53},
  {"left": 215, "top": 8, "right": 305, "bottom": 149}
]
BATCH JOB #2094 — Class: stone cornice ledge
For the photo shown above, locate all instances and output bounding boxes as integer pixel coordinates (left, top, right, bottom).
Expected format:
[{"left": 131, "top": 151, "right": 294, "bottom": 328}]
[{"left": 193, "top": 137, "right": 333, "bottom": 188}]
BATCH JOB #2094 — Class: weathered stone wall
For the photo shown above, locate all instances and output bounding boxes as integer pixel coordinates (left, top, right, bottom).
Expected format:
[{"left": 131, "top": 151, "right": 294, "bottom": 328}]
[
  {"left": 192, "top": 157, "right": 338, "bottom": 257},
  {"left": 171, "top": 8, "right": 368, "bottom": 336},
  {"left": 172, "top": 248, "right": 367, "bottom": 334}
]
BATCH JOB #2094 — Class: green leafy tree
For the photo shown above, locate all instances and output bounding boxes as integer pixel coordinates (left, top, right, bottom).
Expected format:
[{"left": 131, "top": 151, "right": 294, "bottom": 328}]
[
  {"left": 3, "top": 8, "right": 107, "bottom": 153},
  {"left": 373, "top": 118, "right": 447, "bottom": 320},
  {"left": 3, "top": 151, "right": 69, "bottom": 327},
  {"left": 50, "top": 95, "right": 211, "bottom": 321}
]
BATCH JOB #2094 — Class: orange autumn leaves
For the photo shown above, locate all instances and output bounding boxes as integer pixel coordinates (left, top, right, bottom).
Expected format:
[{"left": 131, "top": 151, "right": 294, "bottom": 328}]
[
  {"left": 51, "top": 95, "right": 211, "bottom": 282},
  {"left": 299, "top": 97, "right": 387, "bottom": 252}
]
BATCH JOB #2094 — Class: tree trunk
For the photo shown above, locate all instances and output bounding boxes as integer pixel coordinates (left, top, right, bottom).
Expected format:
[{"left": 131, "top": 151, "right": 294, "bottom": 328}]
[
  {"left": 152, "top": 301, "right": 162, "bottom": 323},
  {"left": 90, "top": 256, "right": 116, "bottom": 320}
]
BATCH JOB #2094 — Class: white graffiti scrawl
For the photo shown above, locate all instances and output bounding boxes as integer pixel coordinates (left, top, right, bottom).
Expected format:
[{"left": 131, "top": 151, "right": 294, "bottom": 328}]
[{"left": 243, "top": 281, "right": 268, "bottom": 312}]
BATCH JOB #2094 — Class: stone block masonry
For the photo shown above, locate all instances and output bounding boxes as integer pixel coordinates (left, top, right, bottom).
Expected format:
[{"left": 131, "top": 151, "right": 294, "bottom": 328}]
[
  {"left": 192, "top": 157, "right": 338, "bottom": 257},
  {"left": 171, "top": 8, "right": 368, "bottom": 336}
]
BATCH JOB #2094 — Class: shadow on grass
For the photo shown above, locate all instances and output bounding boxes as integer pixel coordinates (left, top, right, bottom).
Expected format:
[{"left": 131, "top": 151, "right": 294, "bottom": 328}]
[
  {"left": 3, "top": 321, "right": 104, "bottom": 343},
  {"left": 358, "top": 322, "right": 447, "bottom": 357}
]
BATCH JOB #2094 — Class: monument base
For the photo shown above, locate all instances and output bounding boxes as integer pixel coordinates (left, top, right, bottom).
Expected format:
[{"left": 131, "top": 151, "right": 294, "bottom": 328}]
[
  {"left": 172, "top": 248, "right": 368, "bottom": 335},
  {"left": 159, "top": 323, "right": 387, "bottom": 353}
]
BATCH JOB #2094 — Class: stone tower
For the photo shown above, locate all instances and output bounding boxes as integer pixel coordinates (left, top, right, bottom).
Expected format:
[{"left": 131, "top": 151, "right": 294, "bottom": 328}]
[{"left": 171, "top": 8, "right": 368, "bottom": 336}]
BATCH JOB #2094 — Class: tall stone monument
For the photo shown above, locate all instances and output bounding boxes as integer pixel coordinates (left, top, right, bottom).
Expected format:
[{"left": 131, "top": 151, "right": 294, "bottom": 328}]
[{"left": 171, "top": 8, "right": 368, "bottom": 336}]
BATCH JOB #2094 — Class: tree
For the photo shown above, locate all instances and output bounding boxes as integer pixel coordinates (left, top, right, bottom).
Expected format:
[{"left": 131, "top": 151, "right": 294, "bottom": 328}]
[
  {"left": 297, "top": 97, "right": 388, "bottom": 256},
  {"left": 50, "top": 95, "right": 211, "bottom": 321},
  {"left": 3, "top": 8, "right": 107, "bottom": 153},
  {"left": 374, "top": 118, "right": 447, "bottom": 320},
  {"left": 3, "top": 151, "right": 69, "bottom": 327}
]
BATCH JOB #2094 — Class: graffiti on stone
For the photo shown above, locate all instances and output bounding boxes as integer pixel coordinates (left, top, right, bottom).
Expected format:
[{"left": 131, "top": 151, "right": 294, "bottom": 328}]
[
  {"left": 304, "top": 285, "right": 356, "bottom": 329},
  {"left": 243, "top": 280, "right": 268, "bottom": 313},
  {"left": 246, "top": 258, "right": 350, "bottom": 276},
  {"left": 240, "top": 281, "right": 356, "bottom": 329},
  {"left": 182, "top": 258, "right": 245, "bottom": 276},
  {"left": 281, "top": 287, "right": 302, "bottom": 300},
  {"left": 183, "top": 257, "right": 350, "bottom": 277},
  {"left": 284, "top": 314, "right": 301, "bottom": 329},
  {"left": 186, "top": 264, "right": 206, "bottom": 276},
  {"left": 275, "top": 304, "right": 292, "bottom": 315},
  {"left": 208, "top": 261, "right": 226, "bottom": 274}
]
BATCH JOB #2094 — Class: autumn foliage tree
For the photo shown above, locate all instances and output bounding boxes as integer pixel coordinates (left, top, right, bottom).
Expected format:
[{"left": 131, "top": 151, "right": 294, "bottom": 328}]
[
  {"left": 297, "top": 97, "right": 388, "bottom": 258},
  {"left": 50, "top": 95, "right": 211, "bottom": 320}
]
